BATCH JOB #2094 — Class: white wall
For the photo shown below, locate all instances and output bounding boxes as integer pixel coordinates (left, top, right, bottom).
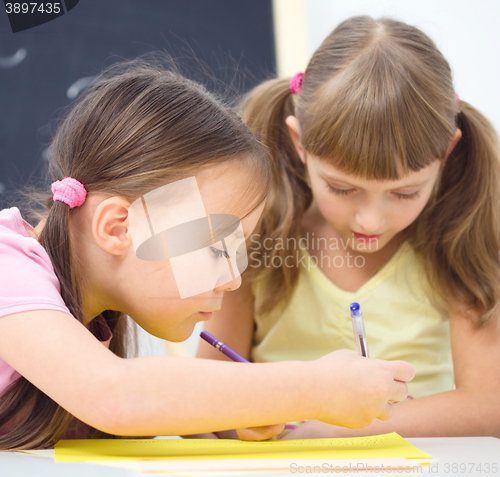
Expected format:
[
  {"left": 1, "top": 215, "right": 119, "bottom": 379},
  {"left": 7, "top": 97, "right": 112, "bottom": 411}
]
[{"left": 303, "top": 0, "right": 500, "bottom": 133}]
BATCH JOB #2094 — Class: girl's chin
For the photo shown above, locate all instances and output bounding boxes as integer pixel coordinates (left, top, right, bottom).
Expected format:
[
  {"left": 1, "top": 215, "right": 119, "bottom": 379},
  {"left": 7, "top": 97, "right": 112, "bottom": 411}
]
[{"left": 164, "top": 328, "right": 196, "bottom": 343}]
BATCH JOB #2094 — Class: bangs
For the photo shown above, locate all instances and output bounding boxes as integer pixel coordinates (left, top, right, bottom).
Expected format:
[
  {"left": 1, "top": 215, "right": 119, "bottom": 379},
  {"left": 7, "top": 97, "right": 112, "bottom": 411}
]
[{"left": 299, "top": 42, "right": 457, "bottom": 180}]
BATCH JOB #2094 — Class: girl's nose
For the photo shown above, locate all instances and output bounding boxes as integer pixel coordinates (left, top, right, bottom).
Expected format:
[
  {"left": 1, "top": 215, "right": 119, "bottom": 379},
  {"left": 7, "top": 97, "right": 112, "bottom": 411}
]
[
  {"left": 214, "top": 273, "right": 242, "bottom": 293},
  {"left": 354, "top": 205, "right": 385, "bottom": 235}
]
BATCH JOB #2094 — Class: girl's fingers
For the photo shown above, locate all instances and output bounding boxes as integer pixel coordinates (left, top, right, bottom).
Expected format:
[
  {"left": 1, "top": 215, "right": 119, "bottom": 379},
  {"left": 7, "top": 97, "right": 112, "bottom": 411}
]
[
  {"left": 236, "top": 423, "right": 286, "bottom": 441},
  {"left": 377, "top": 403, "right": 395, "bottom": 421},
  {"left": 388, "top": 360, "right": 415, "bottom": 383},
  {"left": 390, "top": 380, "right": 409, "bottom": 403}
]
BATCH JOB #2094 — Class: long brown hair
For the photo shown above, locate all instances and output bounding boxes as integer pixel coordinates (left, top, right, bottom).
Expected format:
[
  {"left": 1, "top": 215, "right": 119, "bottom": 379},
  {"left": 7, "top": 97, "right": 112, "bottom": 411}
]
[
  {"left": 243, "top": 16, "right": 500, "bottom": 325},
  {"left": 0, "top": 57, "right": 270, "bottom": 450}
]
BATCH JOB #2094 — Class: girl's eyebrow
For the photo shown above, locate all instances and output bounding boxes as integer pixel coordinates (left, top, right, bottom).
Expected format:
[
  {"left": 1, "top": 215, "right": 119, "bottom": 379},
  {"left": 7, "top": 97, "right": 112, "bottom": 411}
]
[{"left": 319, "top": 173, "right": 427, "bottom": 190}]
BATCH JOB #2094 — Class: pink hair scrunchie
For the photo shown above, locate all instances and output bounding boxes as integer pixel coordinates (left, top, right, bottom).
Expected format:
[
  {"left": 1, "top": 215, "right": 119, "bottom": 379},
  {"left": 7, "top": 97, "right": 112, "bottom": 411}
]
[
  {"left": 290, "top": 72, "right": 304, "bottom": 94},
  {"left": 51, "top": 177, "right": 87, "bottom": 209}
]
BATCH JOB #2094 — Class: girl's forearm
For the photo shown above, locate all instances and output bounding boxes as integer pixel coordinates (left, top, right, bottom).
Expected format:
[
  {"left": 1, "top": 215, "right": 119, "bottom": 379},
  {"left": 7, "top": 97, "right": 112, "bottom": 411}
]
[
  {"left": 325, "top": 388, "right": 500, "bottom": 438},
  {"left": 102, "top": 356, "right": 314, "bottom": 436}
]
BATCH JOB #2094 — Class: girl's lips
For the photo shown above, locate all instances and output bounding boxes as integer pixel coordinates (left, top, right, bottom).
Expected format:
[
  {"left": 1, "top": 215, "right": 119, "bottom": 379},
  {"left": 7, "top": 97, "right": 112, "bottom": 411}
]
[
  {"left": 198, "top": 312, "right": 213, "bottom": 320},
  {"left": 351, "top": 231, "right": 383, "bottom": 242}
]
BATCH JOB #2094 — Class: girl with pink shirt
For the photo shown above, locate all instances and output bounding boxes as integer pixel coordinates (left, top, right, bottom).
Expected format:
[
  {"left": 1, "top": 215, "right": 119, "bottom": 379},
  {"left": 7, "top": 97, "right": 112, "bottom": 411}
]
[{"left": 0, "top": 58, "right": 413, "bottom": 450}]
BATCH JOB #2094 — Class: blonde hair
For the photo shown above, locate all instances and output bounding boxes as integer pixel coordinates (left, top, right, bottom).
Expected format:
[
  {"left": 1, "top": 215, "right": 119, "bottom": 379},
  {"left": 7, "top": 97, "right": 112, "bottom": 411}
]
[
  {"left": 1, "top": 57, "right": 270, "bottom": 450},
  {"left": 242, "top": 16, "right": 500, "bottom": 325}
]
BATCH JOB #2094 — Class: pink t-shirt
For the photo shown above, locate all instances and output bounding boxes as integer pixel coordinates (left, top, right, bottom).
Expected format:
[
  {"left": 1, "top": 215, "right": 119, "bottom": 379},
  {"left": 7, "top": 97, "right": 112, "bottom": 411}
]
[{"left": 0, "top": 207, "right": 112, "bottom": 437}]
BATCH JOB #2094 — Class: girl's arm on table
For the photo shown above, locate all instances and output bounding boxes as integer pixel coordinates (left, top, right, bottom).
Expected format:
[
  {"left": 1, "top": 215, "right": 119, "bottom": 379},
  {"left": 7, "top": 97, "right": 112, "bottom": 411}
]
[
  {"left": 282, "top": 307, "right": 500, "bottom": 439},
  {"left": 195, "top": 278, "right": 285, "bottom": 440},
  {"left": 0, "top": 309, "right": 413, "bottom": 437}
]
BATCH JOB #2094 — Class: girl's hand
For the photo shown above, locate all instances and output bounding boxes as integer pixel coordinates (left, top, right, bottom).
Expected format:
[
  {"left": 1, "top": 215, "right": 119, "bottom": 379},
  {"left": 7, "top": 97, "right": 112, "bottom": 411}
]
[
  {"left": 236, "top": 423, "right": 286, "bottom": 441},
  {"left": 309, "top": 349, "right": 414, "bottom": 429},
  {"left": 280, "top": 420, "right": 344, "bottom": 440}
]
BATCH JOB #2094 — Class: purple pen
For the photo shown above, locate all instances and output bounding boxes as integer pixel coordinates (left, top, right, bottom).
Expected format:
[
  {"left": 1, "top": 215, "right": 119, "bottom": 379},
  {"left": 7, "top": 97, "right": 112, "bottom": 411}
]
[{"left": 200, "top": 330, "right": 250, "bottom": 363}]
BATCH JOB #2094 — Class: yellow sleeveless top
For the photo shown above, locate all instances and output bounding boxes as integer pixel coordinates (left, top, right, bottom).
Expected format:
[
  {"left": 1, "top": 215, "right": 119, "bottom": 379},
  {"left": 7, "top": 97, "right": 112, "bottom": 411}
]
[{"left": 251, "top": 242, "right": 454, "bottom": 399}]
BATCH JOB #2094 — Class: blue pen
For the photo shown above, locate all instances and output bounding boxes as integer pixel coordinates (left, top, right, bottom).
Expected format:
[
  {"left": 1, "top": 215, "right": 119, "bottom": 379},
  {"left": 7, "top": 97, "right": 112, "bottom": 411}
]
[{"left": 350, "top": 303, "right": 369, "bottom": 357}]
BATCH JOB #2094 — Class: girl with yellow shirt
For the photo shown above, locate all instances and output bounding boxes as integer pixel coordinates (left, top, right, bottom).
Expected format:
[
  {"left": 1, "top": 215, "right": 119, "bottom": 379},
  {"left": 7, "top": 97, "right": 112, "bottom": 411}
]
[{"left": 198, "top": 16, "right": 500, "bottom": 439}]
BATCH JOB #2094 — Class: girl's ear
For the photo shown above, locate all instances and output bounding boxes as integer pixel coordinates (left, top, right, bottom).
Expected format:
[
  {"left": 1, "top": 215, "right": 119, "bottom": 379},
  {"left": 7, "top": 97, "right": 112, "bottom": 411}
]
[
  {"left": 285, "top": 116, "right": 307, "bottom": 164},
  {"left": 445, "top": 128, "right": 462, "bottom": 159},
  {"left": 92, "top": 197, "right": 133, "bottom": 256}
]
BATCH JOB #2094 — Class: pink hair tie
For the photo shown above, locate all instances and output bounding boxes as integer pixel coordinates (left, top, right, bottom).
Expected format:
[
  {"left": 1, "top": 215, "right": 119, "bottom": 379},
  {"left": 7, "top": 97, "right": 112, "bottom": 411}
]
[
  {"left": 290, "top": 72, "right": 304, "bottom": 94},
  {"left": 51, "top": 177, "right": 87, "bottom": 209},
  {"left": 455, "top": 93, "right": 460, "bottom": 104}
]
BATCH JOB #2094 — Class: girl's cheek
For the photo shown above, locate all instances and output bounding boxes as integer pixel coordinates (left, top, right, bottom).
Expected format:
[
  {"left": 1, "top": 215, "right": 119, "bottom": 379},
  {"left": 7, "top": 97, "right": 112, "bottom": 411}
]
[
  {"left": 391, "top": 201, "right": 426, "bottom": 231},
  {"left": 322, "top": 196, "right": 349, "bottom": 221},
  {"left": 407, "top": 198, "right": 429, "bottom": 221}
]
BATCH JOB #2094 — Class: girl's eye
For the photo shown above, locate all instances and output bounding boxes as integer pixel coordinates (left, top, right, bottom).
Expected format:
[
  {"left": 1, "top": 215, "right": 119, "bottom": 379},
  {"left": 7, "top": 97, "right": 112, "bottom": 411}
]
[
  {"left": 326, "top": 182, "right": 421, "bottom": 201},
  {"left": 393, "top": 191, "right": 421, "bottom": 201},
  {"left": 326, "top": 184, "right": 354, "bottom": 196},
  {"left": 210, "top": 246, "right": 230, "bottom": 259}
]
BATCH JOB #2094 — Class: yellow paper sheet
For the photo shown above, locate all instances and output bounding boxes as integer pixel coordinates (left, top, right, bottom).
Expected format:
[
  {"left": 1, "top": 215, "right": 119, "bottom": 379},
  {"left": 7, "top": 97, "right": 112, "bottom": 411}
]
[{"left": 54, "top": 432, "right": 431, "bottom": 462}]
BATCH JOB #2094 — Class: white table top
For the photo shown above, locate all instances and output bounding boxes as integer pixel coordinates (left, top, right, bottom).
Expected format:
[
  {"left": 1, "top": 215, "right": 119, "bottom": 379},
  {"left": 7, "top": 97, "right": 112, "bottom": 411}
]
[{"left": 1, "top": 436, "right": 499, "bottom": 476}]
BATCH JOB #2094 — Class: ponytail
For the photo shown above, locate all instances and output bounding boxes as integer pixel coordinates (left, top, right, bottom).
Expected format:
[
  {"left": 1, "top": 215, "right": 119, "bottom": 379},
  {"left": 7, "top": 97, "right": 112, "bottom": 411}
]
[
  {"left": 412, "top": 101, "right": 500, "bottom": 326},
  {"left": 241, "top": 78, "right": 312, "bottom": 314},
  {"left": 41, "top": 200, "right": 84, "bottom": 320}
]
